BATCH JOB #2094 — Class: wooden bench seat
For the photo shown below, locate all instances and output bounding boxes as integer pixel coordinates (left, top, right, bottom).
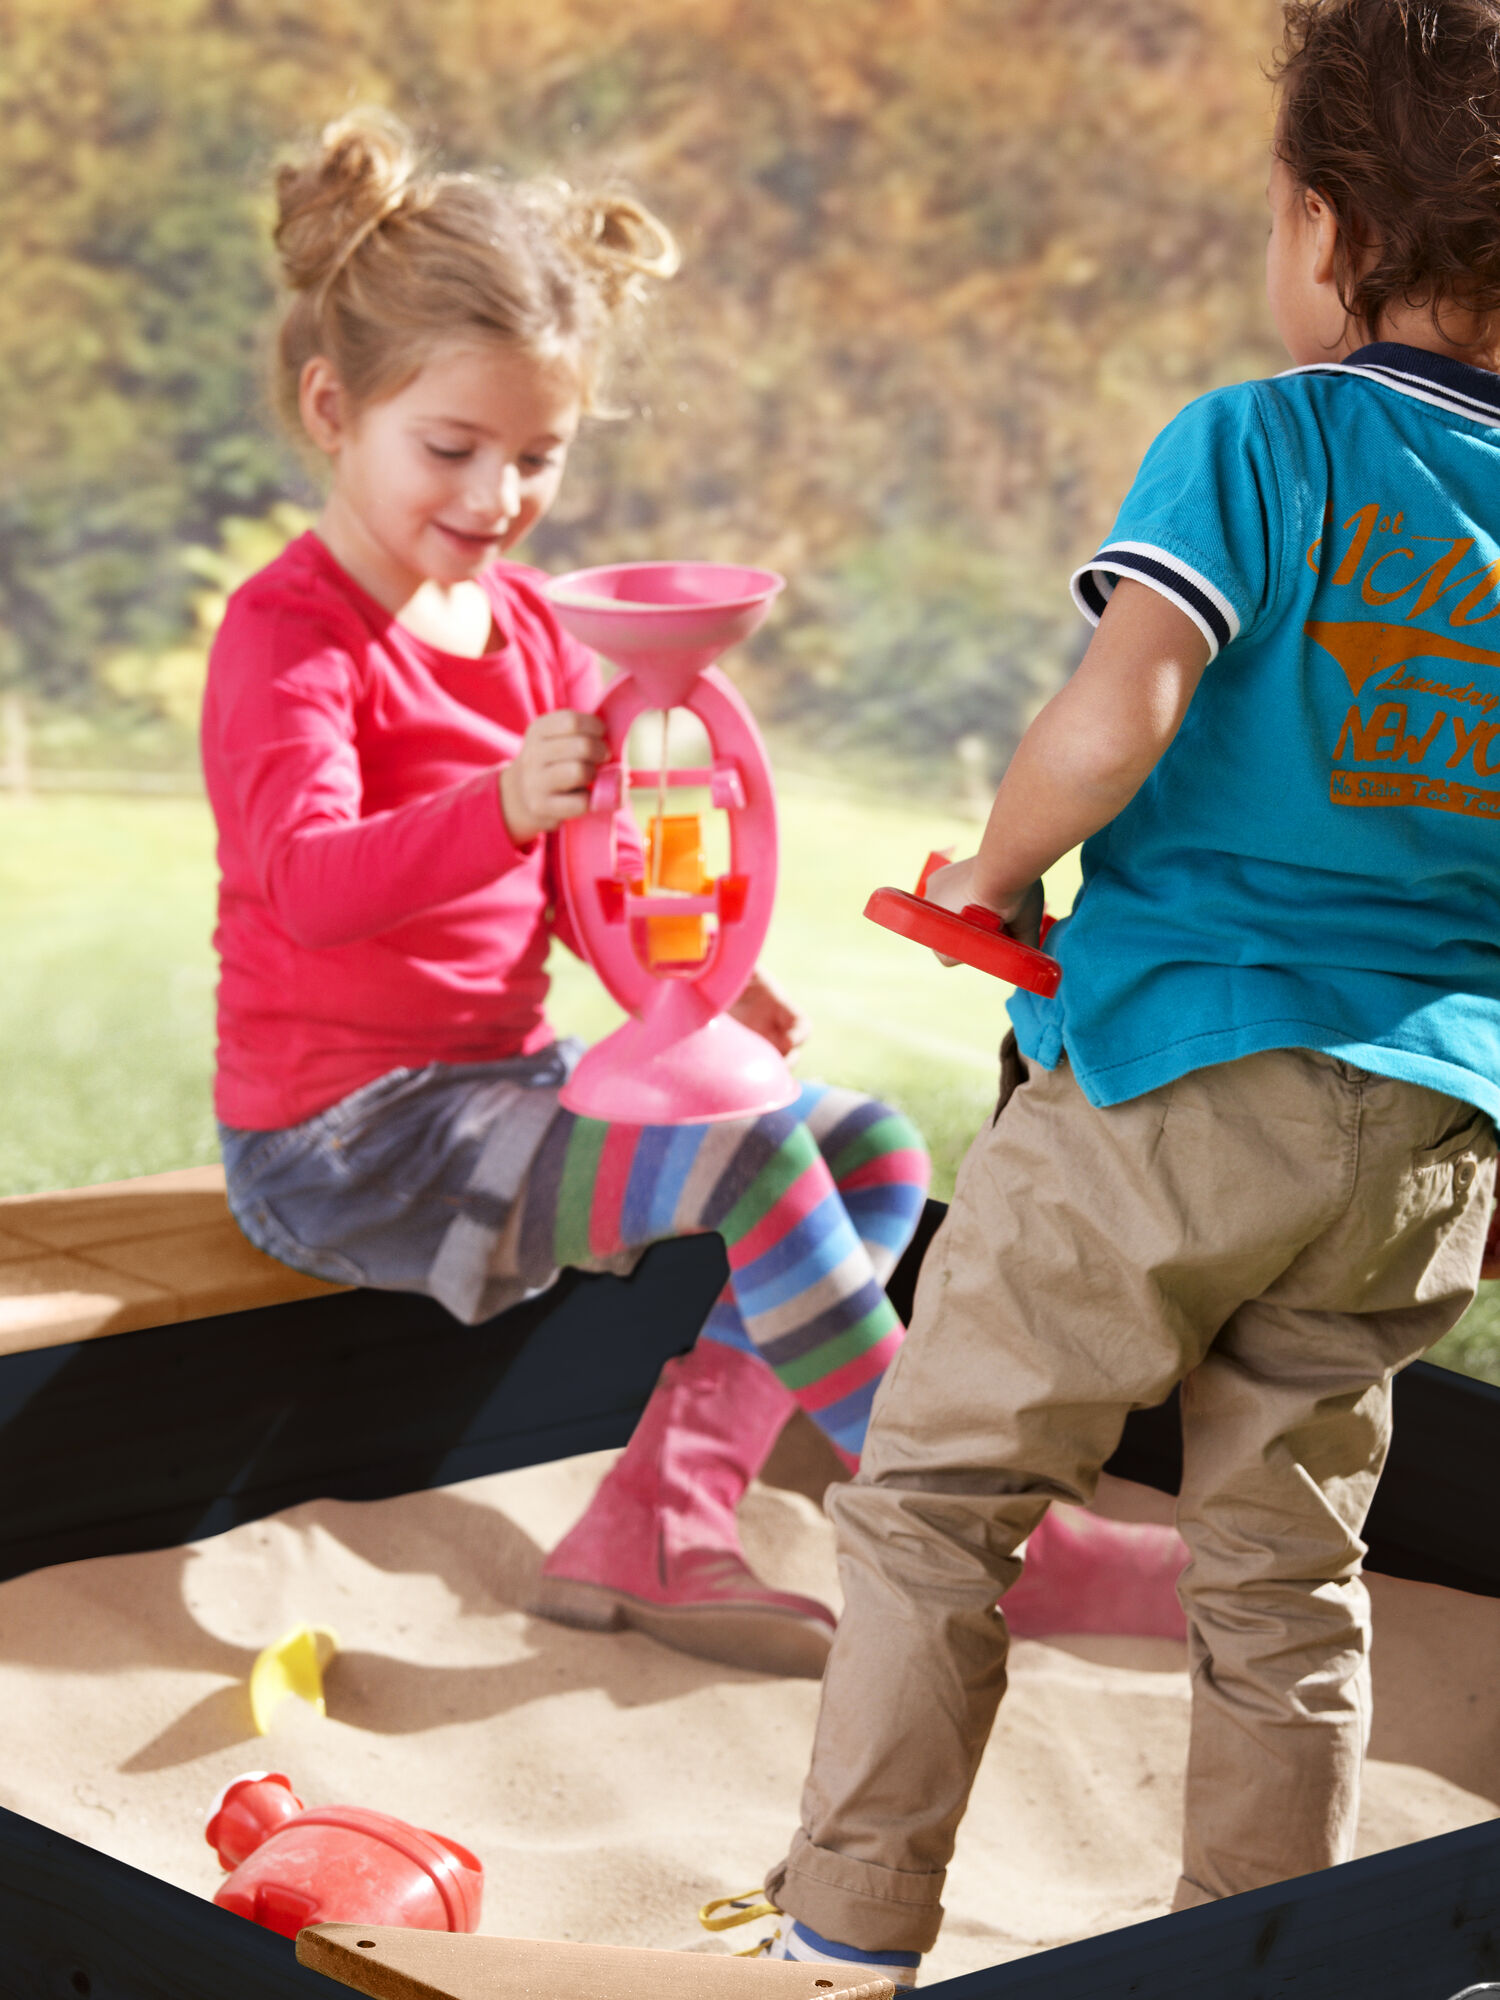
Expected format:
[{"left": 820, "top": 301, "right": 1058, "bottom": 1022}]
[{"left": 0, "top": 1166, "right": 343, "bottom": 1355}]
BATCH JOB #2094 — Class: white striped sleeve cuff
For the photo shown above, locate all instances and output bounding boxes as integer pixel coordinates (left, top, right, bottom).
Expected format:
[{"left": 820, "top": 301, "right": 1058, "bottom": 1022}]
[{"left": 1070, "top": 541, "right": 1240, "bottom": 659}]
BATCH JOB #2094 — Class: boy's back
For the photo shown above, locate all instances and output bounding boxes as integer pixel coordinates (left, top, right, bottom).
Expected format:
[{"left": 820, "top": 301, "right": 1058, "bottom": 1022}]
[{"left": 1014, "top": 344, "right": 1500, "bottom": 1115}]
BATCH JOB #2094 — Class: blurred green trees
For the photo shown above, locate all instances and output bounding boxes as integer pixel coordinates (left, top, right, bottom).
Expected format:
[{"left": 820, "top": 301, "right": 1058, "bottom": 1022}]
[{"left": 0, "top": 0, "right": 1284, "bottom": 776}]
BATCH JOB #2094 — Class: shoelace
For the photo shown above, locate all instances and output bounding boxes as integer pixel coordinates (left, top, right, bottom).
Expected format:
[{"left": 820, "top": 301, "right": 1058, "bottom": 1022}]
[{"left": 699, "top": 1889, "right": 782, "bottom": 1957}]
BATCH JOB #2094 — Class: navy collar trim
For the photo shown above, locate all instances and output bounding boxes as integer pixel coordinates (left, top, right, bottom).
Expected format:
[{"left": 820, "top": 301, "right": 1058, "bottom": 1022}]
[{"left": 1280, "top": 342, "right": 1500, "bottom": 426}]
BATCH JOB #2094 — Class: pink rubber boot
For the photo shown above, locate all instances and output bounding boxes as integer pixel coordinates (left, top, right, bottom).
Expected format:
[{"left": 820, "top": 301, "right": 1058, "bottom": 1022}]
[
  {"left": 1002, "top": 1504, "right": 1189, "bottom": 1640},
  {"left": 527, "top": 1340, "right": 838, "bottom": 1678}
]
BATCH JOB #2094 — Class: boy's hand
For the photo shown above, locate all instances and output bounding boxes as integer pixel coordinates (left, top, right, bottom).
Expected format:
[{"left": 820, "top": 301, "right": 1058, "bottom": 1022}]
[
  {"left": 730, "top": 965, "right": 809, "bottom": 1059},
  {"left": 499, "top": 710, "right": 607, "bottom": 845},
  {"left": 923, "top": 858, "right": 1045, "bottom": 959}
]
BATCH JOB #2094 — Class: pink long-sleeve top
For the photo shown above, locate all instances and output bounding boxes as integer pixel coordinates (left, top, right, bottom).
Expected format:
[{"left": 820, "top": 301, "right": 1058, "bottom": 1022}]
[{"left": 202, "top": 532, "right": 601, "bottom": 1130}]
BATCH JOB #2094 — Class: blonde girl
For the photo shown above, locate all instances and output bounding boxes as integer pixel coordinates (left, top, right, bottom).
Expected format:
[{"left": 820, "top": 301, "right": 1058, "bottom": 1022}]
[{"left": 204, "top": 112, "right": 931, "bottom": 1677}]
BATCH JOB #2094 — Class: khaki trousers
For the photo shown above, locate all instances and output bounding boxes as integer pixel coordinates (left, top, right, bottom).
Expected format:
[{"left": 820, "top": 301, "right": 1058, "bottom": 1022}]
[{"left": 768, "top": 1043, "right": 1493, "bottom": 1952}]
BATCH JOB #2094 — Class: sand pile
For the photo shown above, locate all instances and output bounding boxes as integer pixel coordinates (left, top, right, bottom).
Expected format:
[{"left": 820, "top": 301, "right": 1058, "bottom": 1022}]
[{"left": 0, "top": 1451, "right": 1494, "bottom": 1984}]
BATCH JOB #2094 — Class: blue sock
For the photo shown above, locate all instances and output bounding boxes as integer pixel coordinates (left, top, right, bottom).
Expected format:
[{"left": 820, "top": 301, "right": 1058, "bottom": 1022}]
[{"left": 774, "top": 1917, "right": 921, "bottom": 1988}]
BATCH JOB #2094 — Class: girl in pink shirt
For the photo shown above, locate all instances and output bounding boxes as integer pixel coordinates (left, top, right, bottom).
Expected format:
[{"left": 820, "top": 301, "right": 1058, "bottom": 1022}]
[{"left": 204, "top": 110, "right": 931, "bottom": 1677}]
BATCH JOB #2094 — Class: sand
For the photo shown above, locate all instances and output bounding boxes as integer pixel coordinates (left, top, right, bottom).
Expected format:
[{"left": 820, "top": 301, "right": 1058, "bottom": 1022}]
[{"left": 0, "top": 1449, "right": 1495, "bottom": 1985}]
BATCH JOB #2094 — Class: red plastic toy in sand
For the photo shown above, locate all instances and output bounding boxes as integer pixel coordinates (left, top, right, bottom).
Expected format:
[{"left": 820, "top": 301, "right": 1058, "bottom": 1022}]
[
  {"left": 206, "top": 1772, "right": 483, "bottom": 1940},
  {"left": 864, "top": 852, "right": 1062, "bottom": 998}
]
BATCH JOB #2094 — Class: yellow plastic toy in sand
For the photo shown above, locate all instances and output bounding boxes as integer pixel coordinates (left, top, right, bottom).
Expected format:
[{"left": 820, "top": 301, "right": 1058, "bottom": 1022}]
[{"left": 249, "top": 1624, "right": 339, "bottom": 1736}]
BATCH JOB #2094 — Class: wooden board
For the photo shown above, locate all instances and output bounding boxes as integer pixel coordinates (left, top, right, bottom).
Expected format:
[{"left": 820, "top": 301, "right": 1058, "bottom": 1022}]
[
  {"left": 297, "top": 1926, "right": 894, "bottom": 2000},
  {"left": 0, "top": 1166, "right": 343, "bottom": 1355},
  {"left": 0, "top": 1798, "right": 329, "bottom": 1998},
  {"left": 927, "top": 1815, "right": 1500, "bottom": 2000},
  {"left": 4, "top": 1798, "right": 1499, "bottom": 2000},
  {"left": 0, "top": 1198, "right": 1496, "bottom": 1597},
  {"left": 0, "top": 1192, "right": 1498, "bottom": 1999},
  {"left": 0, "top": 1234, "right": 731, "bottom": 1586}
]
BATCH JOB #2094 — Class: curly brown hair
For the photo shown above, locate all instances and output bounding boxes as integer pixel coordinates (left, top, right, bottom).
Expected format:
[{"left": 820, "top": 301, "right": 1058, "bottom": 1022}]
[{"left": 1273, "top": 0, "right": 1500, "bottom": 342}]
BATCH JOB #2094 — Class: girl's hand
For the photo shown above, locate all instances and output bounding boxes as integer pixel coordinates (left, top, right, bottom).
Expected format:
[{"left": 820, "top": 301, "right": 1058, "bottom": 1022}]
[
  {"left": 499, "top": 710, "right": 607, "bottom": 845},
  {"left": 923, "top": 859, "right": 1044, "bottom": 960},
  {"left": 730, "top": 965, "right": 809, "bottom": 1059}
]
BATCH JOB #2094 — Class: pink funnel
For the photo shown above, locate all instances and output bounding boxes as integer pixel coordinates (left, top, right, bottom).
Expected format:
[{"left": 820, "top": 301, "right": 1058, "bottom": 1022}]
[
  {"left": 545, "top": 561, "right": 796, "bottom": 1126},
  {"left": 545, "top": 562, "right": 783, "bottom": 707}
]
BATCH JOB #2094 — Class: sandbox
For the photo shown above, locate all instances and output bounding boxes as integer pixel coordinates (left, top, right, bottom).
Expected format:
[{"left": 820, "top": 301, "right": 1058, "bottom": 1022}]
[{"left": 1, "top": 1171, "right": 1497, "bottom": 2000}]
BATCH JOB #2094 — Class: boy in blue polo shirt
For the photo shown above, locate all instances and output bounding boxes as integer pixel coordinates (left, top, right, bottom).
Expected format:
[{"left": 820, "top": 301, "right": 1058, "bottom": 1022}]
[{"left": 758, "top": 0, "right": 1500, "bottom": 1978}]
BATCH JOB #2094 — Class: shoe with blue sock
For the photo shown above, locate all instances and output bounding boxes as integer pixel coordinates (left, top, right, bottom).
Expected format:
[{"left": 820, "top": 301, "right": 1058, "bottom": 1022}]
[
  {"left": 770, "top": 1917, "right": 921, "bottom": 1989},
  {"left": 699, "top": 1892, "right": 922, "bottom": 1989}
]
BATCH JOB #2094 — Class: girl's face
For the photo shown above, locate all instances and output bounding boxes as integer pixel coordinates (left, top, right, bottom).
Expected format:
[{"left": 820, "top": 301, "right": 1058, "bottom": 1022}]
[{"left": 305, "top": 339, "right": 582, "bottom": 608}]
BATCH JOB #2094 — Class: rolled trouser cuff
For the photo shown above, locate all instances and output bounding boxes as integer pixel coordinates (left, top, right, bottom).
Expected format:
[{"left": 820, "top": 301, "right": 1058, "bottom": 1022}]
[{"left": 766, "top": 1829, "right": 946, "bottom": 1955}]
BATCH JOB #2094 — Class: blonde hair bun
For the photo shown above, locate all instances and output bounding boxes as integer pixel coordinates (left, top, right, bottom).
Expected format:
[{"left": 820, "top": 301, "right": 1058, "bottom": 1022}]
[
  {"left": 271, "top": 108, "right": 677, "bottom": 430},
  {"left": 554, "top": 189, "right": 681, "bottom": 311},
  {"left": 273, "top": 110, "right": 421, "bottom": 297}
]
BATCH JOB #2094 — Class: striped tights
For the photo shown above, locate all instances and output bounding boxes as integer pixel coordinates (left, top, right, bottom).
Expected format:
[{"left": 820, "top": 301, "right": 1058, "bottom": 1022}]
[{"left": 515, "top": 1083, "right": 930, "bottom": 1461}]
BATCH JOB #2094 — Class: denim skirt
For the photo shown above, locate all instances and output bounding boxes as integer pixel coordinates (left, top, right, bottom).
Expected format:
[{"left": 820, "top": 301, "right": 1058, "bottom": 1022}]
[{"left": 219, "top": 1040, "right": 585, "bottom": 1325}]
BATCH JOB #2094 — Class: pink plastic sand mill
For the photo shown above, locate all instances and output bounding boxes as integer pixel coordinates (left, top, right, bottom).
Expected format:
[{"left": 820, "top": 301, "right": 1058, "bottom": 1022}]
[{"left": 545, "top": 561, "right": 797, "bottom": 1125}]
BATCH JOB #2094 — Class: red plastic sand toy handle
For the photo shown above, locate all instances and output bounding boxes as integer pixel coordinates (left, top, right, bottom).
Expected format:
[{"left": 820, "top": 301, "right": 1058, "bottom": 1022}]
[{"left": 863, "top": 853, "right": 1062, "bottom": 998}]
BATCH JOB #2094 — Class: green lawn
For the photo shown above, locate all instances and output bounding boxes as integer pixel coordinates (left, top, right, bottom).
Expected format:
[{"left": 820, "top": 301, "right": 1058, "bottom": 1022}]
[
  {"left": 0, "top": 780, "right": 1024, "bottom": 1198},
  {"left": 0, "top": 792, "right": 222, "bottom": 1193},
  {"left": 3, "top": 785, "right": 1497, "bottom": 1387}
]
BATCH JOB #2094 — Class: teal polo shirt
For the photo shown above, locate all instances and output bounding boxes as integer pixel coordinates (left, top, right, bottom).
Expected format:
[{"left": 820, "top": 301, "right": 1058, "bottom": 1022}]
[{"left": 1008, "top": 342, "right": 1500, "bottom": 1123}]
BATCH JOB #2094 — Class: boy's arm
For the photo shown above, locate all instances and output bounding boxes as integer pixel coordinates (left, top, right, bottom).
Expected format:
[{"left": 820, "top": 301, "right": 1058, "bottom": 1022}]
[{"left": 929, "top": 579, "right": 1210, "bottom": 942}]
